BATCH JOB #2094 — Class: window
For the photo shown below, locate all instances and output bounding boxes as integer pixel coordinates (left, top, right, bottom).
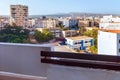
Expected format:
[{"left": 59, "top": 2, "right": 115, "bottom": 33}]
[
  {"left": 74, "top": 42, "right": 77, "bottom": 45},
  {"left": 119, "top": 40, "right": 120, "bottom": 43},
  {"left": 119, "top": 49, "right": 120, "bottom": 53},
  {"left": 85, "top": 41, "right": 89, "bottom": 43}
]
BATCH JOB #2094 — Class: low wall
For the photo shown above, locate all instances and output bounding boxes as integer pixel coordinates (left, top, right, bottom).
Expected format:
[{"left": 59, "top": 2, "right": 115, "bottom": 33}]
[
  {"left": 0, "top": 71, "right": 47, "bottom": 80},
  {"left": 47, "top": 65, "right": 120, "bottom": 80},
  {"left": 0, "top": 43, "right": 53, "bottom": 77}
]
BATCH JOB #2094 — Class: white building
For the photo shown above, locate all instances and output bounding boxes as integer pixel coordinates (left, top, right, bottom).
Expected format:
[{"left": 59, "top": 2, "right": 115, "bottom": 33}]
[
  {"left": 36, "top": 28, "right": 62, "bottom": 38},
  {"left": 66, "top": 36, "right": 94, "bottom": 50},
  {"left": 35, "top": 18, "right": 58, "bottom": 28},
  {"left": 62, "top": 30, "right": 78, "bottom": 37},
  {"left": 58, "top": 17, "right": 71, "bottom": 28},
  {"left": 99, "top": 15, "right": 120, "bottom": 29},
  {"left": 98, "top": 30, "right": 120, "bottom": 56}
]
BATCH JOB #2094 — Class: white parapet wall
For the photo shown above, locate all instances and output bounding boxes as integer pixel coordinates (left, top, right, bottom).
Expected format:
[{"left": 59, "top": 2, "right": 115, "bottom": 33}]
[
  {"left": 0, "top": 71, "right": 47, "bottom": 80},
  {"left": 0, "top": 43, "right": 53, "bottom": 77},
  {"left": 47, "top": 65, "right": 120, "bottom": 80}
]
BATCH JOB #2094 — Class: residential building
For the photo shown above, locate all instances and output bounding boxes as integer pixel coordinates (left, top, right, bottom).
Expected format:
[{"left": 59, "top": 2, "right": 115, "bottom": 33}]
[
  {"left": 66, "top": 36, "right": 94, "bottom": 50},
  {"left": 78, "top": 19, "right": 98, "bottom": 28},
  {"left": 58, "top": 17, "right": 70, "bottom": 28},
  {"left": 10, "top": 5, "right": 28, "bottom": 27},
  {"left": 99, "top": 15, "right": 120, "bottom": 29},
  {"left": 78, "top": 20, "right": 89, "bottom": 27},
  {"left": 98, "top": 29, "right": 120, "bottom": 56},
  {"left": 69, "top": 19, "right": 78, "bottom": 27},
  {"left": 36, "top": 28, "right": 62, "bottom": 38},
  {"left": 62, "top": 30, "right": 78, "bottom": 37},
  {"left": 35, "top": 18, "right": 58, "bottom": 28},
  {"left": 0, "top": 17, "right": 9, "bottom": 29}
]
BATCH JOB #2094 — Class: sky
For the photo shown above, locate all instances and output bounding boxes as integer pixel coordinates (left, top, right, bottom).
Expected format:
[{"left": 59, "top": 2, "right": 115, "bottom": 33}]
[{"left": 0, "top": 0, "right": 120, "bottom": 15}]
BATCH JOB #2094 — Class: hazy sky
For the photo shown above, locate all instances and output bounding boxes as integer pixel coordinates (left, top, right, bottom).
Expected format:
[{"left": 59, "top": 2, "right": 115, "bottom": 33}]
[{"left": 0, "top": 0, "right": 120, "bottom": 15}]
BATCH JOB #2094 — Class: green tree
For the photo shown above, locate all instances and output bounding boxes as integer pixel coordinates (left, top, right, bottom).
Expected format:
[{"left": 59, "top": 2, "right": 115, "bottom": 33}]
[
  {"left": 0, "top": 26, "right": 29, "bottom": 43},
  {"left": 83, "top": 29, "right": 98, "bottom": 48},
  {"left": 79, "top": 26, "right": 86, "bottom": 35},
  {"left": 34, "top": 29, "right": 53, "bottom": 43},
  {"left": 89, "top": 46, "right": 98, "bottom": 54},
  {"left": 83, "top": 28, "right": 98, "bottom": 54}
]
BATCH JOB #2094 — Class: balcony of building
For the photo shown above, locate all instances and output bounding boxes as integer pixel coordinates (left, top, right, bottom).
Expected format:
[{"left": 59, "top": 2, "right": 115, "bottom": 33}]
[{"left": 0, "top": 43, "right": 120, "bottom": 80}]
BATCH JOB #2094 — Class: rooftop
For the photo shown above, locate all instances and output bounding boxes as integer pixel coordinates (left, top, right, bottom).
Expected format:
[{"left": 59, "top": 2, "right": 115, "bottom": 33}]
[
  {"left": 63, "top": 30, "right": 77, "bottom": 32},
  {"left": 66, "top": 36, "right": 93, "bottom": 41},
  {"left": 100, "top": 29, "right": 120, "bottom": 33}
]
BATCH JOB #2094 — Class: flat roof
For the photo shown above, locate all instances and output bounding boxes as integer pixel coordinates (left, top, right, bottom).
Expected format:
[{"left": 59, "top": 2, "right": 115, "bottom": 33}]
[
  {"left": 100, "top": 29, "right": 120, "bottom": 33},
  {"left": 66, "top": 36, "right": 93, "bottom": 41}
]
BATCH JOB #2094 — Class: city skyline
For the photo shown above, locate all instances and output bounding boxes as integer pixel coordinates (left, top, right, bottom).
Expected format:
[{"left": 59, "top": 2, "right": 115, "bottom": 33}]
[{"left": 0, "top": 0, "right": 120, "bottom": 15}]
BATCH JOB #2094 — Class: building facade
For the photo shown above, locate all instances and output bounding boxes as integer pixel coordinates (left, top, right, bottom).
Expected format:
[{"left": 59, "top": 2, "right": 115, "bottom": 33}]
[
  {"left": 36, "top": 28, "right": 62, "bottom": 38},
  {"left": 62, "top": 30, "right": 78, "bottom": 37},
  {"left": 58, "top": 17, "right": 70, "bottom": 28},
  {"left": 98, "top": 30, "right": 120, "bottom": 56},
  {"left": 99, "top": 15, "right": 120, "bottom": 29},
  {"left": 35, "top": 18, "right": 58, "bottom": 28},
  {"left": 10, "top": 5, "right": 28, "bottom": 27},
  {"left": 66, "top": 36, "right": 94, "bottom": 50},
  {"left": 78, "top": 20, "right": 89, "bottom": 27},
  {"left": 0, "top": 16, "right": 9, "bottom": 29},
  {"left": 69, "top": 19, "right": 78, "bottom": 27}
]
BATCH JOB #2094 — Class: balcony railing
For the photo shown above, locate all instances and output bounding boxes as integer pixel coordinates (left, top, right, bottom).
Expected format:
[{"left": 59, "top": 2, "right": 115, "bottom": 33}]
[{"left": 41, "top": 51, "right": 120, "bottom": 71}]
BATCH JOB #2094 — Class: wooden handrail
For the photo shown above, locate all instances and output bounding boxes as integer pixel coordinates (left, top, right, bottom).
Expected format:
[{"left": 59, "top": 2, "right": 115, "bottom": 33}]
[
  {"left": 41, "top": 51, "right": 120, "bottom": 71},
  {"left": 41, "top": 51, "right": 120, "bottom": 62}
]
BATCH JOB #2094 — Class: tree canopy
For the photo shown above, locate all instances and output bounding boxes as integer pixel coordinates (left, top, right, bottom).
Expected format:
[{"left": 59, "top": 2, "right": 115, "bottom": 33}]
[
  {"left": 83, "top": 28, "right": 98, "bottom": 54},
  {"left": 0, "top": 26, "right": 30, "bottom": 43},
  {"left": 34, "top": 29, "right": 53, "bottom": 43}
]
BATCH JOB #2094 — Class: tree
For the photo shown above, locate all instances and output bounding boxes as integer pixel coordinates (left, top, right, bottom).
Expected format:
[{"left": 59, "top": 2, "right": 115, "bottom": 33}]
[
  {"left": 83, "top": 29, "right": 98, "bottom": 48},
  {"left": 83, "top": 28, "right": 98, "bottom": 54},
  {"left": 79, "top": 26, "right": 86, "bottom": 35},
  {"left": 0, "top": 26, "right": 30, "bottom": 43},
  {"left": 34, "top": 29, "right": 53, "bottom": 43},
  {"left": 89, "top": 46, "right": 98, "bottom": 54}
]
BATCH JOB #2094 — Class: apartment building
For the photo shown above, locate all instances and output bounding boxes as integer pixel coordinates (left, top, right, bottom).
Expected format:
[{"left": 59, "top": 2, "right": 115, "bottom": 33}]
[
  {"left": 10, "top": 5, "right": 28, "bottom": 27},
  {"left": 58, "top": 17, "right": 70, "bottom": 27},
  {"left": 36, "top": 28, "right": 62, "bottom": 38},
  {"left": 62, "top": 30, "right": 78, "bottom": 37},
  {"left": 99, "top": 15, "right": 120, "bottom": 29},
  {"left": 78, "top": 20, "right": 89, "bottom": 27},
  {"left": 66, "top": 36, "right": 94, "bottom": 50},
  {"left": 98, "top": 29, "right": 120, "bottom": 56},
  {"left": 0, "top": 17, "right": 9, "bottom": 29},
  {"left": 69, "top": 19, "right": 78, "bottom": 27},
  {"left": 35, "top": 18, "right": 58, "bottom": 28}
]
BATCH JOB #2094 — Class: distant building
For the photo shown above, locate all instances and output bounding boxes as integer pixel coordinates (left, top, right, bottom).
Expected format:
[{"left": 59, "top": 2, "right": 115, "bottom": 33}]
[
  {"left": 78, "top": 20, "right": 89, "bottom": 27},
  {"left": 0, "top": 17, "right": 9, "bottom": 29},
  {"left": 78, "top": 19, "right": 98, "bottom": 28},
  {"left": 10, "top": 5, "right": 28, "bottom": 27},
  {"left": 99, "top": 15, "right": 120, "bottom": 29},
  {"left": 35, "top": 18, "right": 58, "bottom": 28},
  {"left": 58, "top": 17, "right": 70, "bottom": 28},
  {"left": 98, "top": 29, "right": 120, "bottom": 56},
  {"left": 66, "top": 36, "right": 94, "bottom": 50},
  {"left": 62, "top": 30, "right": 78, "bottom": 37},
  {"left": 36, "top": 28, "right": 62, "bottom": 38},
  {"left": 69, "top": 19, "right": 78, "bottom": 27}
]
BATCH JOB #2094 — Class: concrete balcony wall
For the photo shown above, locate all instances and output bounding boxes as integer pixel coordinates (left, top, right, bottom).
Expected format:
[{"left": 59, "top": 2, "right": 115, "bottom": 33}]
[
  {"left": 0, "top": 43, "right": 53, "bottom": 77},
  {"left": 47, "top": 65, "right": 120, "bottom": 80},
  {"left": 0, "top": 71, "right": 47, "bottom": 80}
]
